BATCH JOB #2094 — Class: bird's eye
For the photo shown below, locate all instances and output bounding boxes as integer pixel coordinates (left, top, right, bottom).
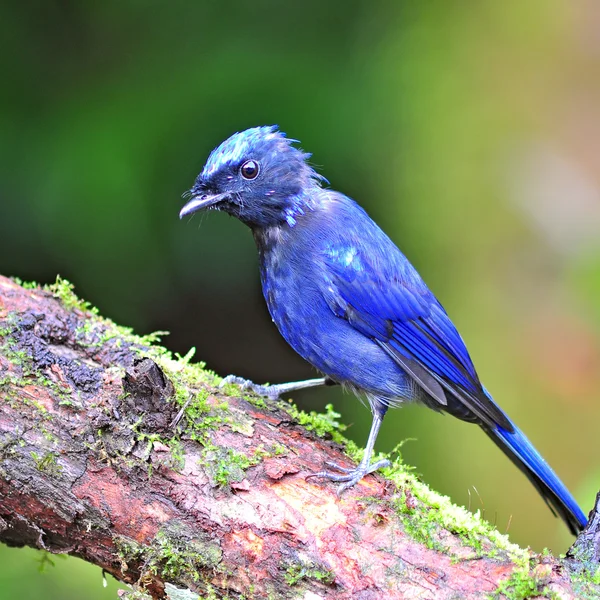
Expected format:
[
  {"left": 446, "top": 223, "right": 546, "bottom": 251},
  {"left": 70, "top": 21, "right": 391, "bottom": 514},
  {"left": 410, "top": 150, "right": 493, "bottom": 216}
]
[{"left": 240, "top": 160, "right": 260, "bottom": 180}]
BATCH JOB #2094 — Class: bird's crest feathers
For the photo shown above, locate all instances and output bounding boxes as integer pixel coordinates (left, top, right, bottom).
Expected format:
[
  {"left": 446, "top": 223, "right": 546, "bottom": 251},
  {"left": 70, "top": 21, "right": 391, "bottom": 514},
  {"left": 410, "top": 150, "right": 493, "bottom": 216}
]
[{"left": 201, "top": 125, "right": 319, "bottom": 180}]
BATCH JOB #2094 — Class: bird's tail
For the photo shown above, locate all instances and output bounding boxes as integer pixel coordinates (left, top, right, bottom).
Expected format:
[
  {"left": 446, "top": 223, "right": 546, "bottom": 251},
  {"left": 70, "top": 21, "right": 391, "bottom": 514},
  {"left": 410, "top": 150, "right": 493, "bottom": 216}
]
[{"left": 484, "top": 419, "right": 587, "bottom": 535}]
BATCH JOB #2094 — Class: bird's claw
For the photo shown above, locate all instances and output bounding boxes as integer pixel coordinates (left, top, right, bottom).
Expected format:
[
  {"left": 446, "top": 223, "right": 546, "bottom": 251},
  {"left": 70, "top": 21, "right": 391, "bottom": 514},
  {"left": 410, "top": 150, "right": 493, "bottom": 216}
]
[
  {"left": 219, "top": 375, "right": 282, "bottom": 400},
  {"left": 306, "top": 458, "right": 391, "bottom": 494}
]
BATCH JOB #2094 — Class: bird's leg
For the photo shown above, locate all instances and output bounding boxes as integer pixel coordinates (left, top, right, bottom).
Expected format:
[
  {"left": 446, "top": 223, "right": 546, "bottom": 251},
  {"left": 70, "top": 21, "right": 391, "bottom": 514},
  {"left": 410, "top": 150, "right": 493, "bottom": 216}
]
[
  {"left": 219, "top": 374, "right": 337, "bottom": 401},
  {"left": 307, "top": 408, "right": 390, "bottom": 493}
]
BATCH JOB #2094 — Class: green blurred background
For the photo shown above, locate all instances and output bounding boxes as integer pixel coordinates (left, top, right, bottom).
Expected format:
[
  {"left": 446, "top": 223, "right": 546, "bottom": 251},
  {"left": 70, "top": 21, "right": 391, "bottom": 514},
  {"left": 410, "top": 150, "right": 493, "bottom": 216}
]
[{"left": 1, "top": 0, "right": 600, "bottom": 597}]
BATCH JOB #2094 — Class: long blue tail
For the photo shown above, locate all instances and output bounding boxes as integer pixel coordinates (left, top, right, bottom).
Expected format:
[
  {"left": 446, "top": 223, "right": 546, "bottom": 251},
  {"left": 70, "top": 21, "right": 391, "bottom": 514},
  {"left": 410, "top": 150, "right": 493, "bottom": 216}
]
[{"left": 486, "top": 421, "right": 587, "bottom": 534}]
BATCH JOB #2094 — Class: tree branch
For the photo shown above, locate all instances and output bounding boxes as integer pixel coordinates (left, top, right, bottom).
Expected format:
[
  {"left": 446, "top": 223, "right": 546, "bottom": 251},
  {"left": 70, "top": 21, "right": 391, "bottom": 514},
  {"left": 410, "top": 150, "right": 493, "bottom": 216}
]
[{"left": 0, "top": 275, "right": 598, "bottom": 599}]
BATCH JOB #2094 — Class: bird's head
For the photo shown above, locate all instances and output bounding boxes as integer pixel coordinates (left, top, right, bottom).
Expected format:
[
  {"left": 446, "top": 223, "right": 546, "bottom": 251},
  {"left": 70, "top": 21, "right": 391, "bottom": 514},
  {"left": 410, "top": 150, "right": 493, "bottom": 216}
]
[{"left": 180, "top": 126, "right": 325, "bottom": 228}]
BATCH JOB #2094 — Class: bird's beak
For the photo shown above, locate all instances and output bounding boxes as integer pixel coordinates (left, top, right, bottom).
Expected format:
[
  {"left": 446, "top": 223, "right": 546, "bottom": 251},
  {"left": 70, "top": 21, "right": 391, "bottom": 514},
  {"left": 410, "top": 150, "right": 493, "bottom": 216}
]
[{"left": 179, "top": 192, "right": 229, "bottom": 219}]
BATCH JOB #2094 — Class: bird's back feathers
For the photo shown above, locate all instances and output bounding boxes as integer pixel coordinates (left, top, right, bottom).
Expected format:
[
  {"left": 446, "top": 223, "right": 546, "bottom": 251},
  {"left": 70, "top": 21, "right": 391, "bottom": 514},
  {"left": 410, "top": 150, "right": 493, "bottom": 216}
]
[{"left": 316, "top": 192, "right": 511, "bottom": 428}]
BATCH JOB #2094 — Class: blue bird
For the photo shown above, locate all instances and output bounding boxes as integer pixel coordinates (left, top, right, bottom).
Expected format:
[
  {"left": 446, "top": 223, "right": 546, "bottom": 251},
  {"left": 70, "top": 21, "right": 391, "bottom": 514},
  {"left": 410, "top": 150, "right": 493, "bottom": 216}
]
[{"left": 180, "top": 125, "right": 587, "bottom": 534}]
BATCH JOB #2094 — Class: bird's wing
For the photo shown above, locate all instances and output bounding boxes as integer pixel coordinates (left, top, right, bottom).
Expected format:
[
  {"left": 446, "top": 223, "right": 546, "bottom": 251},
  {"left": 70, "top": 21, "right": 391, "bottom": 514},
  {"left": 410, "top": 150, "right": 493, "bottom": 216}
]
[{"left": 320, "top": 238, "right": 511, "bottom": 430}]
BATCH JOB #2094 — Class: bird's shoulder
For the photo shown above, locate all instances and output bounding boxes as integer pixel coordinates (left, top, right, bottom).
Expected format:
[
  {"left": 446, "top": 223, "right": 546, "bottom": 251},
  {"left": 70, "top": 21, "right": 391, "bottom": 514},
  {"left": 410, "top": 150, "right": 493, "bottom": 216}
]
[
  {"left": 311, "top": 192, "right": 483, "bottom": 394},
  {"left": 304, "top": 191, "right": 434, "bottom": 321}
]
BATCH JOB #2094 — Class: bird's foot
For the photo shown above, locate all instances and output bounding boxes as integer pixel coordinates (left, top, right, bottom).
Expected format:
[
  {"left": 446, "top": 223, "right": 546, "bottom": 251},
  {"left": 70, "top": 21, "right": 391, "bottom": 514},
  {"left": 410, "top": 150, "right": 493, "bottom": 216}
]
[
  {"left": 220, "top": 375, "right": 330, "bottom": 400},
  {"left": 219, "top": 375, "right": 283, "bottom": 401},
  {"left": 306, "top": 458, "right": 391, "bottom": 494}
]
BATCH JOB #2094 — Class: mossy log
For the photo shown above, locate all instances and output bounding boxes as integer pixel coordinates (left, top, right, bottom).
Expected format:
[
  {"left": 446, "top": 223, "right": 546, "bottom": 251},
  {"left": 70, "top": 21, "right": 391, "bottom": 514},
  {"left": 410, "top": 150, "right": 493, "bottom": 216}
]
[{"left": 0, "top": 275, "right": 598, "bottom": 599}]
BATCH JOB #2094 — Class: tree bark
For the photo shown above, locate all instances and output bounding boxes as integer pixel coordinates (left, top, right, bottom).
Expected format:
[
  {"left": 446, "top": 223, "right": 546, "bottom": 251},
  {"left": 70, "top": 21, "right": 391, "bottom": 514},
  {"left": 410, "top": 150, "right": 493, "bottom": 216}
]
[{"left": 0, "top": 275, "right": 598, "bottom": 599}]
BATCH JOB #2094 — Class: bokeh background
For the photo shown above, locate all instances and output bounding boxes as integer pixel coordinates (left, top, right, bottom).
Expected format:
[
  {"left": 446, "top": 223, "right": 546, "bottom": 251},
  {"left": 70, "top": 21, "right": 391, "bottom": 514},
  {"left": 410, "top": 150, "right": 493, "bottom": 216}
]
[{"left": 2, "top": 0, "right": 600, "bottom": 597}]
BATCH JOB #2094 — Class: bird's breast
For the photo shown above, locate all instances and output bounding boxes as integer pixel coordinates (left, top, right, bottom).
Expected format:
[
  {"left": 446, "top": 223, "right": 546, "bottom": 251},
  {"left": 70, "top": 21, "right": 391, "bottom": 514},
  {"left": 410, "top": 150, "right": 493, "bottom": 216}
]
[{"left": 253, "top": 225, "right": 414, "bottom": 400}]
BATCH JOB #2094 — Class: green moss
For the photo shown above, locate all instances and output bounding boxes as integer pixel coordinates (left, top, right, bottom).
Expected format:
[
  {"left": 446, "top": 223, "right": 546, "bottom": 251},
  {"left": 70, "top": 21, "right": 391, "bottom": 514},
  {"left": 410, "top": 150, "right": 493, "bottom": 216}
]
[
  {"left": 283, "top": 559, "right": 335, "bottom": 586},
  {"left": 252, "top": 444, "right": 272, "bottom": 460},
  {"left": 566, "top": 562, "right": 600, "bottom": 599},
  {"left": 284, "top": 403, "right": 347, "bottom": 442},
  {"left": 151, "top": 529, "right": 221, "bottom": 581},
  {"left": 133, "top": 429, "right": 186, "bottom": 473},
  {"left": 0, "top": 312, "right": 71, "bottom": 406},
  {"left": 204, "top": 444, "right": 272, "bottom": 487},
  {"left": 115, "top": 523, "right": 222, "bottom": 588},
  {"left": 272, "top": 442, "right": 288, "bottom": 456},
  {"left": 227, "top": 410, "right": 255, "bottom": 436},
  {"left": 208, "top": 447, "right": 251, "bottom": 486},
  {"left": 380, "top": 453, "right": 528, "bottom": 564},
  {"left": 0, "top": 366, "right": 60, "bottom": 447},
  {"left": 30, "top": 451, "right": 62, "bottom": 476},
  {"left": 167, "top": 437, "right": 186, "bottom": 471},
  {"left": 181, "top": 393, "right": 228, "bottom": 444},
  {"left": 214, "top": 383, "right": 266, "bottom": 409},
  {"left": 491, "top": 565, "right": 556, "bottom": 600},
  {"left": 47, "top": 276, "right": 100, "bottom": 315},
  {"left": 243, "top": 394, "right": 267, "bottom": 409},
  {"left": 10, "top": 277, "right": 40, "bottom": 291},
  {"left": 195, "top": 584, "right": 220, "bottom": 600}
]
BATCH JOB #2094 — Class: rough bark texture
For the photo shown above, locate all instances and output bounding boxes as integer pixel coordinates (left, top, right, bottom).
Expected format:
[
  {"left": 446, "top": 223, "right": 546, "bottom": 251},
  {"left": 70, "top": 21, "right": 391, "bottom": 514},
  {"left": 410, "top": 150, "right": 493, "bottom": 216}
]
[{"left": 0, "top": 275, "right": 598, "bottom": 599}]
